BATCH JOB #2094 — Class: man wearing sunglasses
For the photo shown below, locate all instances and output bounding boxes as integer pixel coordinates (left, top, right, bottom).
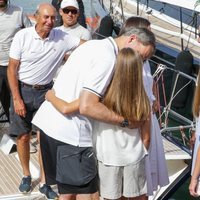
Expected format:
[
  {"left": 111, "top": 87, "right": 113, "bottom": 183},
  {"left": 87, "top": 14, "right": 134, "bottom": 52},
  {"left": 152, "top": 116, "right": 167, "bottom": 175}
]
[
  {"left": 53, "top": 0, "right": 91, "bottom": 77},
  {"left": 58, "top": 0, "right": 91, "bottom": 40},
  {"left": 52, "top": 0, "right": 87, "bottom": 28}
]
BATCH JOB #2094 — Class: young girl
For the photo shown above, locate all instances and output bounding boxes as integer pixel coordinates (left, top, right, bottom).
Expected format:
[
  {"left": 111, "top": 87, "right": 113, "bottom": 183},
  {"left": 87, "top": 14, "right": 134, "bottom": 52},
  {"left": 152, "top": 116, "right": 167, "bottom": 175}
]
[
  {"left": 189, "top": 70, "right": 200, "bottom": 197},
  {"left": 94, "top": 47, "right": 150, "bottom": 200}
]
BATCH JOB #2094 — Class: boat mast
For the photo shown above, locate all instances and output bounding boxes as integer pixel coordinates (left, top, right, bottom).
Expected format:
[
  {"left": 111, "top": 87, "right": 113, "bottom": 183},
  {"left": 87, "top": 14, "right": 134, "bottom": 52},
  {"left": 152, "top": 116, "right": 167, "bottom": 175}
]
[{"left": 180, "top": 7, "right": 184, "bottom": 50}]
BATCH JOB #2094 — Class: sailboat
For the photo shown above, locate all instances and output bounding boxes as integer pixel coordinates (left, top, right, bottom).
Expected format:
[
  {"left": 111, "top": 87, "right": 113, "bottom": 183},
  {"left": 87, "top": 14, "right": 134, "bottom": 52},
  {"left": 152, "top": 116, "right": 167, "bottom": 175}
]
[
  {"left": 98, "top": 0, "right": 199, "bottom": 59},
  {"left": 0, "top": 0, "right": 199, "bottom": 199}
]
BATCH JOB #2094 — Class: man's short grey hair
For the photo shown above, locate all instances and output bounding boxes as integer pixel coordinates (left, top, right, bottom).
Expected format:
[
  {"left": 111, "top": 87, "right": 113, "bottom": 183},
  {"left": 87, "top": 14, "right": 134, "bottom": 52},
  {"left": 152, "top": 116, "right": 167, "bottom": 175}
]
[{"left": 121, "top": 27, "right": 156, "bottom": 49}]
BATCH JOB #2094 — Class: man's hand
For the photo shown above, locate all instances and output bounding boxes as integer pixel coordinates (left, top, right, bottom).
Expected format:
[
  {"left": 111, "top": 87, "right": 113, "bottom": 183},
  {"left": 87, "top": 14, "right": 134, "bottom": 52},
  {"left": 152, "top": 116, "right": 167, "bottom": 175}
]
[
  {"left": 13, "top": 98, "right": 26, "bottom": 117},
  {"left": 45, "top": 89, "right": 55, "bottom": 101}
]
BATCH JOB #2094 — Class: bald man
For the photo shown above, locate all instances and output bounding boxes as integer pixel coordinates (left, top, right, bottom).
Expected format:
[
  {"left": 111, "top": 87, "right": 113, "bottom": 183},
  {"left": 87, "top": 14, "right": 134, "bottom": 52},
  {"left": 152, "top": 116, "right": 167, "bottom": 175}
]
[{"left": 7, "top": 3, "right": 84, "bottom": 199}]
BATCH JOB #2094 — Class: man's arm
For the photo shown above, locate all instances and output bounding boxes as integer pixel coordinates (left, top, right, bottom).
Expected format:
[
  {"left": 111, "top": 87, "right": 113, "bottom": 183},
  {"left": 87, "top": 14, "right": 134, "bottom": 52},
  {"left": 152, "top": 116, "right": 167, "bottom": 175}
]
[
  {"left": 79, "top": 90, "right": 123, "bottom": 125},
  {"left": 79, "top": 90, "right": 142, "bottom": 128},
  {"left": 7, "top": 58, "right": 26, "bottom": 117}
]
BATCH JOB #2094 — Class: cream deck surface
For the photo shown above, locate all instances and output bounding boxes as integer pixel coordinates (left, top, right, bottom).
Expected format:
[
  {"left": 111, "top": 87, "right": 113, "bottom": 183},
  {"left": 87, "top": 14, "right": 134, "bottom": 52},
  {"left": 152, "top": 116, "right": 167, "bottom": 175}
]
[
  {"left": 0, "top": 126, "right": 49, "bottom": 200},
  {"left": 0, "top": 125, "right": 190, "bottom": 199},
  {"left": 162, "top": 137, "right": 191, "bottom": 160}
]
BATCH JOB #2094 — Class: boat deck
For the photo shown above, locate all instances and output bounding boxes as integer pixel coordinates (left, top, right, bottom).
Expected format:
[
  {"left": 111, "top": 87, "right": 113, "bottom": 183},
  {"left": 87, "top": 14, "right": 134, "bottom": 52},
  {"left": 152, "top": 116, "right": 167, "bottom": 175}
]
[
  {"left": 163, "top": 136, "right": 191, "bottom": 160},
  {"left": 0, "top": 126, "right": 57, "bottom": 200},
  {"left": 0, "top": 125, "right": 191, "bottom": 199}
]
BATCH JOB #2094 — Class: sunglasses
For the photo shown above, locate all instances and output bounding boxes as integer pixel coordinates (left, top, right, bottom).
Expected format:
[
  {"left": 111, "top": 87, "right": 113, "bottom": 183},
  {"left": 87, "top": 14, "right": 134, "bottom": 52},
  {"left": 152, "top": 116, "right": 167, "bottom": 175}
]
[{"left": 62, "top": 8, "right": 78, "bottom": 15}]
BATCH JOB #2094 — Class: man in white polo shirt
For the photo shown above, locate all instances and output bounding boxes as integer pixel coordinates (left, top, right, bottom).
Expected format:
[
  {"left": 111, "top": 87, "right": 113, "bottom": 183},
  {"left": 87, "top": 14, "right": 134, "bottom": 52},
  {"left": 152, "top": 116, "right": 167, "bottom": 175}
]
[
  {"left": 7, "top": 2, "right": 84, "bottom": 199},
  {"left": 32, "top": 26, "right": 156, "bottom": 198}
]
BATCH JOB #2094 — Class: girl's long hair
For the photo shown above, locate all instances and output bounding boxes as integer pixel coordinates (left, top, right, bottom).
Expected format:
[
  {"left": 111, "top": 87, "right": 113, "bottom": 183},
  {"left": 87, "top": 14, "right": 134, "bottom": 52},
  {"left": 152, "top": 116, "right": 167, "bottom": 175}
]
[
  {"left": 193, "top": 70, "right": 200, "bottom": 117},
  {"left": 103, "top": 48, "right": 150, "bottom": 121}
]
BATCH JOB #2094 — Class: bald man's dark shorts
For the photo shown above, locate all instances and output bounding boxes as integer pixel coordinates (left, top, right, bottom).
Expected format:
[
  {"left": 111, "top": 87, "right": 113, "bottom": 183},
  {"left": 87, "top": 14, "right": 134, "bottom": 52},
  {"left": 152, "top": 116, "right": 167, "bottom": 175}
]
[{"left": 9, "top": 82, "right": 53, "bottom": 136}]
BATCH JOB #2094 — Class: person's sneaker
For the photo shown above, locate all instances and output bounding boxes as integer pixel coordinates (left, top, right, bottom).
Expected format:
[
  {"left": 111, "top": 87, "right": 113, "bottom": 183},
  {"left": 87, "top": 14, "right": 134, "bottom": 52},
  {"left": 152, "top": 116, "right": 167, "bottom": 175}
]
[
  {"left": 39, "top": 184, "right": 58, "bottom": 200},
  {"left": 19, "top": 176, "right": 32, "bottom": 193}
]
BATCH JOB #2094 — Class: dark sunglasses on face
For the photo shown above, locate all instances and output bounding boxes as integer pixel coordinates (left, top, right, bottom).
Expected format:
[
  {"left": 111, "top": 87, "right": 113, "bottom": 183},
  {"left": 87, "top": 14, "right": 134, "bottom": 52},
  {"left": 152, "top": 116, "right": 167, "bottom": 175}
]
[{"left": 62, "top": 8, "right": 78, "bottom": 15}]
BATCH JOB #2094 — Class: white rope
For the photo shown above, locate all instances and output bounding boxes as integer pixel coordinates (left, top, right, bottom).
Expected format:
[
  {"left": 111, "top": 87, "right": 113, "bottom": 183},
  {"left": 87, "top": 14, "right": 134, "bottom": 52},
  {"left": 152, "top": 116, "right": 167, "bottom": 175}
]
[{"left": 153, "top": 64, "right": 166, "bottom": 78}]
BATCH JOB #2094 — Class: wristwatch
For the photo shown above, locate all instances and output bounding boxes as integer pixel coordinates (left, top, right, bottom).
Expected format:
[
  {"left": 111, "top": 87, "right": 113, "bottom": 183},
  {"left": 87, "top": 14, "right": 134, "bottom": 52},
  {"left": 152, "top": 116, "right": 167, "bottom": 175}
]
[{"left": 120, "top": 119, "right": 129, "bottom": 127}]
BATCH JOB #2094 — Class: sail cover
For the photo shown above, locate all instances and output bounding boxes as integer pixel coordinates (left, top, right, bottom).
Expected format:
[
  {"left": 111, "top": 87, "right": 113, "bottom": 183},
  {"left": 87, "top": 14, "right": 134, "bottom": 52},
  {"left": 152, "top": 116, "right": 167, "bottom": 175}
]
[{"left": 154, "top": 0, "right": 200, "bottom": 12}]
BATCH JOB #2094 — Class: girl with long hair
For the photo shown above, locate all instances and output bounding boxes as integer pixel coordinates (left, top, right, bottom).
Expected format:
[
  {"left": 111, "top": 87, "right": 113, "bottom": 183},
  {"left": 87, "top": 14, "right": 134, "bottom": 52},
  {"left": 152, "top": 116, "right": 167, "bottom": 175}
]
[{"left": 94, "top": 47, "right": 150, "bottom": 200}]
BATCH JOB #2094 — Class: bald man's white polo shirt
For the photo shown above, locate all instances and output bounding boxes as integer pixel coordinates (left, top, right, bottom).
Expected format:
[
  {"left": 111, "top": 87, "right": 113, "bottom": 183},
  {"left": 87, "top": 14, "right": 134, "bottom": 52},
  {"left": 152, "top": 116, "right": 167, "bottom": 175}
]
[
  {"left": 32, "top": 37, "right": 118, "bottom": 147},
  {"left": 9, "top": 26, "right": 80, "bottom": 85}
]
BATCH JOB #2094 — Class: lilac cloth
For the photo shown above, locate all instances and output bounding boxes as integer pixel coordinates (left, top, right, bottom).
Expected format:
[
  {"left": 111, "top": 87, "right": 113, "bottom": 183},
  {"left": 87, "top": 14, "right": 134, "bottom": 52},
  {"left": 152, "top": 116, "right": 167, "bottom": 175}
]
[
  {"left": 145, "top": 114, "right": 169, "bottom": 195},
  {"left": 143, "top": 61, "right": 169, "bottom": 196}
]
